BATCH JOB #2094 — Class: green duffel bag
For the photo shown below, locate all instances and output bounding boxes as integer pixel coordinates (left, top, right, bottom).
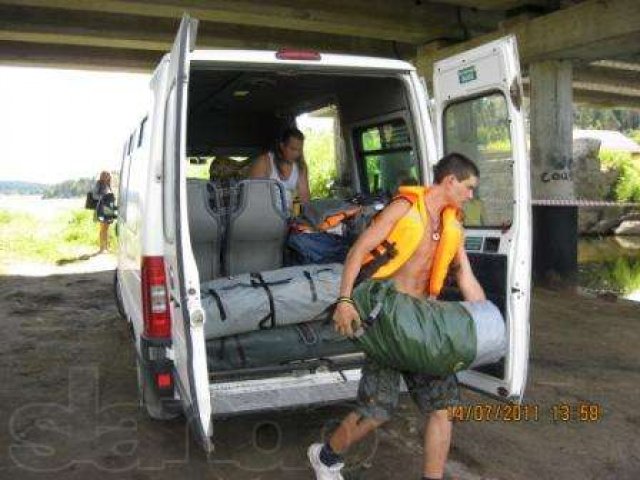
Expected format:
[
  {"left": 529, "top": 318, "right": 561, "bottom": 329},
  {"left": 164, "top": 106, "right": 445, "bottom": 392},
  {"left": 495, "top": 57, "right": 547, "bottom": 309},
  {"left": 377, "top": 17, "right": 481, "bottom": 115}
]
[
  {"left": 206, "top": 317, "right": 360, "bottom": 372},
  {"left": 352, "top": 279, "right": 506, "bottom": 376}
]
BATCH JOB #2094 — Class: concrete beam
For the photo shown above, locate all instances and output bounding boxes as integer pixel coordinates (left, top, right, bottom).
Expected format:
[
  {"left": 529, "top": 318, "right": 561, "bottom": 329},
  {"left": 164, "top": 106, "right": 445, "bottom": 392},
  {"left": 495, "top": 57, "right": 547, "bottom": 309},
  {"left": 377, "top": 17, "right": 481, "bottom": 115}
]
[
  {"left": 0, "top": 4, "right": 414, "bottom": 60},
  {"left": 572, "top": 89, "right": 640, "bottom": 109},
  {"left": 572, "top": 80, "right": 640, "bottom": 99},
  {"left": 589, "top": 59, "right": 640, "bottom": 72},
  {"left": 0, "top": 0, "right": 479, "bottom": 44},
  {"left": 0, "top": 41, "right": 159, "bottom": 72},
  {"left": 430, "top": 0, "right": 549, "bottom": 10},
  {"left": 572, "top": 65, "right": 640, "bottom": 93},
  {"left": 523, "top": 80, "right": 640, "bottom": 109},
  {"left": 416, "top": 0, "right": 640, "bottom": 76}
]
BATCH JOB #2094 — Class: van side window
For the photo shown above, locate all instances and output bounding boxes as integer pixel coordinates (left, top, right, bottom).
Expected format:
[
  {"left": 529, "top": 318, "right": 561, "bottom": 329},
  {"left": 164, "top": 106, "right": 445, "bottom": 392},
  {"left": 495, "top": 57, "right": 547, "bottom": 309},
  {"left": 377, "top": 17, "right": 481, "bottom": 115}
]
[
  {"left": 355, "top": 119, "right": 418, "bottom": 195},
  {"left": 138, "top": 117, "right": 148, "bottom": 148},
  {"left": 297, "top": 105, "right": 342, "bottom": 199},
  {"left": 119, "top": 141, "right": 132, "bottom": 224},
  {"left": 128, "top": 132, "right": 135, "bottom": 155},
  {"left": 187, "top": 156, "right": 213, "bottom": 180},
  {"left": 443, "top": 93, "right": 513, "bottom": 228}
]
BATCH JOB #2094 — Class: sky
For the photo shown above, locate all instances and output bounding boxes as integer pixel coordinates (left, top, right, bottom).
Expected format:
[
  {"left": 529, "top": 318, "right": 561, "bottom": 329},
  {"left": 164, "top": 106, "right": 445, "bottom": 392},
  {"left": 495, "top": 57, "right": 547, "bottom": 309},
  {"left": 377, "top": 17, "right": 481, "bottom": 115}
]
[
  {"left": 0, "top": 66, "right": 334, "bottom": 186},
  {"left": 0, "top": 66, "right": 151, "bottom": 184}
]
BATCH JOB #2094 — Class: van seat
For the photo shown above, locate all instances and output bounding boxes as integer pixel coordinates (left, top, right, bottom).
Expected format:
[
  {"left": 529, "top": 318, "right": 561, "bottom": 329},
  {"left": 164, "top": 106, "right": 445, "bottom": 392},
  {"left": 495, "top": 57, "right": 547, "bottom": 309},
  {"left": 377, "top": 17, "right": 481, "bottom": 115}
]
[
  {"left": 225, "top": 179, "right": 287, "bottom": 275},
  {"left": 187, "top": 179, "right": 224, "bottom": 281},
  {"left": 208, "top": 179, "right": 240, "bottom": 214}
]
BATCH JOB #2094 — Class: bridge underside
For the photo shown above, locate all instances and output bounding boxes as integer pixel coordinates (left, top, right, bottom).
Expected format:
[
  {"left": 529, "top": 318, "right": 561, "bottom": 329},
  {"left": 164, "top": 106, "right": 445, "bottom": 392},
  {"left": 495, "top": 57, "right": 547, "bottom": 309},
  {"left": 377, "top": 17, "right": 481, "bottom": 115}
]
[{"left": 0, "top": 0, "right": 639, "bottom": 108}]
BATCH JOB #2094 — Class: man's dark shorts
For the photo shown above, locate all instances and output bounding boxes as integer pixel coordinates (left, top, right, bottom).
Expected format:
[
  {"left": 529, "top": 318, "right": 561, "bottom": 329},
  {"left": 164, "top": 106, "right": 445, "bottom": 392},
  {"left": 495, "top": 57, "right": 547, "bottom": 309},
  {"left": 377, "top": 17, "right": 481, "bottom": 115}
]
[
  {"left": 351, "top": 278, "right": 462, "bottom": 420},
  {"left": 356, "top": 358, "right": 460, "bottom": 421}
]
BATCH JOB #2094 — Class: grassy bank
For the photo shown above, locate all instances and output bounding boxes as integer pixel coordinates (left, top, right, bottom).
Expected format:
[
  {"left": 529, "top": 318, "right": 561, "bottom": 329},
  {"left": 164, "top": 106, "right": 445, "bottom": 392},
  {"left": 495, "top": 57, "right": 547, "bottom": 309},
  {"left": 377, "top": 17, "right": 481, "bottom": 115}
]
[
  {"left": 599, "top": 150, "right": 640, "bottom": 202},
  {"left": 0, "top": 199, "right": 115, "bottom": 271}
]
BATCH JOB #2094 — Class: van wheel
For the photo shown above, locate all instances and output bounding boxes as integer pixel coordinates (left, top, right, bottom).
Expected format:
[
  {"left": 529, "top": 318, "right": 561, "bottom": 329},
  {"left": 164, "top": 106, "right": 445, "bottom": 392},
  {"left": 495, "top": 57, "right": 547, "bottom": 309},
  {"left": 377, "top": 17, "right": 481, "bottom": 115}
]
[
  {"left": 114, "top": 271, "right": 127, "bottom": 320},
  {"left": 136, "top": 360, "right": 182, "bottom": 420}
]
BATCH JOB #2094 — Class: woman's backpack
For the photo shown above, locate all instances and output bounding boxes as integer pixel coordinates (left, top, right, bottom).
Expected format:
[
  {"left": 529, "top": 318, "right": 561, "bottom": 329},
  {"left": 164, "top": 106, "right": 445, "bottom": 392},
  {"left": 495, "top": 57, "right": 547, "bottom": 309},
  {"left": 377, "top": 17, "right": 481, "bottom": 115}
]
[{"left": 85, "top": 191, "right": 98, "bottom": 210}]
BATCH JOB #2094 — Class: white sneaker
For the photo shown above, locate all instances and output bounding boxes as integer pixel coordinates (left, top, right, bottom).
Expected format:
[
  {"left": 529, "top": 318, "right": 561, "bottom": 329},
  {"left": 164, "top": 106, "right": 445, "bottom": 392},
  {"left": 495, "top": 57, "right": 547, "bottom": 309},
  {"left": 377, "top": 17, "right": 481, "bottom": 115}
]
[{"left": 307, "top": 443, "right": 345, "bottom": 480}]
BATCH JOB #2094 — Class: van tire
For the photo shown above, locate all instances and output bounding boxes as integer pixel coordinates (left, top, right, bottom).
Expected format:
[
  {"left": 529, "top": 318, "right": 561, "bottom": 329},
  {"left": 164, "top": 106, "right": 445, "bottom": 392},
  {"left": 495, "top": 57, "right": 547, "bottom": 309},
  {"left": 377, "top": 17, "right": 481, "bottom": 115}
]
[
  {"left": 136, "top": 359, "right": 182, "bottom": 420},
  {"left": 114, "top": 271, "right": 127, "bottom": 320}
]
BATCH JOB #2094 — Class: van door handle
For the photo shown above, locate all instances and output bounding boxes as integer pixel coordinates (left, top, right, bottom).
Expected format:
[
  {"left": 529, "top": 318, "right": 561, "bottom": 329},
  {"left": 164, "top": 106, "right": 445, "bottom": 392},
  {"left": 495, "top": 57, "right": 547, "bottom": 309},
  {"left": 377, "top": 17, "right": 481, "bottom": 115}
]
[
  {"left": 166, "top": 264, "right": 176, "bottom": 290},
  {"left": 169, "top": 292, "right": 180, "bottom": 308}
]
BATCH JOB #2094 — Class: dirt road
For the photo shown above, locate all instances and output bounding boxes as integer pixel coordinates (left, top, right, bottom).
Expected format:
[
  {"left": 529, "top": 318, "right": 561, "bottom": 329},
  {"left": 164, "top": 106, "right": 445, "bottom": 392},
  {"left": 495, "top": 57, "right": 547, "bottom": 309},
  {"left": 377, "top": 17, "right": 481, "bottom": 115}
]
[{"left": 0, "top": 264, "right": 638, "bottom": 479}]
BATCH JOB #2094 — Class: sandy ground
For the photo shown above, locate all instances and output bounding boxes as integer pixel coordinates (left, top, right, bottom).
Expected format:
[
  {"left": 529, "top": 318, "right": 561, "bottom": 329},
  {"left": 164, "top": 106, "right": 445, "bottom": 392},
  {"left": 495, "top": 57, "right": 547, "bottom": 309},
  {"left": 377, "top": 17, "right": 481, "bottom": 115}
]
[{"left": 0, "top": 257, "right": 638, "bottom": 480}]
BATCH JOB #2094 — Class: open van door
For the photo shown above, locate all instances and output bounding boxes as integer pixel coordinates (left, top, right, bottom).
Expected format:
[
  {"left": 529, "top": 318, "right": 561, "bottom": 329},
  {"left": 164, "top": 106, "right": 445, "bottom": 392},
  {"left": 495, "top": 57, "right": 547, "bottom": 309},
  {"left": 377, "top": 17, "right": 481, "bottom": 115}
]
[
  {"left": 432, "top": 35, "right": 531, "bottom": 402},
  {"left": 161, "top": 15, "right": 213, "bottom": 449}
]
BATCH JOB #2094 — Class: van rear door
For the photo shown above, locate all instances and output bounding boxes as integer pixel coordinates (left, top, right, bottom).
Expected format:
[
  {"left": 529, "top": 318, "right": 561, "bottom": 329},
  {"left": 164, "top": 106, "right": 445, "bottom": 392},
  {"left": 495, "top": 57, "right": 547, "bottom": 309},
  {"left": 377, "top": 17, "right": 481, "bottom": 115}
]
[
  {"left": 432, "top": 36, "right": 531, "bottom": 402},
  {"left": 162, "top": 15, "right": 213, "bottom": 449}
]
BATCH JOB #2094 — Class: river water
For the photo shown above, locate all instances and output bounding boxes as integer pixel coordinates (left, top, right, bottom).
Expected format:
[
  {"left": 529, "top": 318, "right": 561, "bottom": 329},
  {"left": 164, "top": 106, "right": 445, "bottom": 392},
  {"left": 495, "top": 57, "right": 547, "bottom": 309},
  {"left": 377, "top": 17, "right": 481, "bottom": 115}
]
[{"left": 578, "top": 236, "right": 640, "bottom": 302}]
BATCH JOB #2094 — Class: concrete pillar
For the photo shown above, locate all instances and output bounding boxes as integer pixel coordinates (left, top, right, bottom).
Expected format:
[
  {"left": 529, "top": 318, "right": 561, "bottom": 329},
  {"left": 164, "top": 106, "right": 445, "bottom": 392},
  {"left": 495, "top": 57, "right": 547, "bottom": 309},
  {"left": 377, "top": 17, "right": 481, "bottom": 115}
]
[{"left": 529, "top": 60, "right": 577, "bottom": 284}]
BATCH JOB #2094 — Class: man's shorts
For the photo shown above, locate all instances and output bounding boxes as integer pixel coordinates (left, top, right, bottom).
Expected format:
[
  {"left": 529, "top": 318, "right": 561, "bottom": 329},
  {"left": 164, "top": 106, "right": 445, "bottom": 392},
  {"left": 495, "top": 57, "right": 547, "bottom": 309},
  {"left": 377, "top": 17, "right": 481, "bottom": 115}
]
[{"left": 355, "top": 358, "right": 460, "bottom": 421}]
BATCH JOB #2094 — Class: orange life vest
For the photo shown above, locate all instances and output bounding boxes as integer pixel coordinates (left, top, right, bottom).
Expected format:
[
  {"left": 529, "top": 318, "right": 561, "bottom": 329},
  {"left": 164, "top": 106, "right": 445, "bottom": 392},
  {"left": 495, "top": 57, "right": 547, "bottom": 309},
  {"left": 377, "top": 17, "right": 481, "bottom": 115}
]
[{"left": 361, "top": 186, "right": 463, "bottom": 297}]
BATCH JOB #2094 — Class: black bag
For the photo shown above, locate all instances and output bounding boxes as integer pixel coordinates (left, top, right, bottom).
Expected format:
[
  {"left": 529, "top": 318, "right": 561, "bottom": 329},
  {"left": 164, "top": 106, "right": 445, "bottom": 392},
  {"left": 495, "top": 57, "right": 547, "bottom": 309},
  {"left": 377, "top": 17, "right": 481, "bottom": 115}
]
[
  {"left": 85, "top": 192, "right": 98, "bottom": 210},
  {"left": 96, "top": 193, "right": 118, "bottom": 223}
]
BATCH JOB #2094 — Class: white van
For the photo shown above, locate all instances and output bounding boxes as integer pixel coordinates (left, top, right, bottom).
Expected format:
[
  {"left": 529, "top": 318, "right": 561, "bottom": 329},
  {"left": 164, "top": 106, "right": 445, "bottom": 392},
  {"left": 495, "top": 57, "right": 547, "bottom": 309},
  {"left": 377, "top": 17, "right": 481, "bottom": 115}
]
[{"left": 114, "top": 16, "right": 531, "bottom": 451}]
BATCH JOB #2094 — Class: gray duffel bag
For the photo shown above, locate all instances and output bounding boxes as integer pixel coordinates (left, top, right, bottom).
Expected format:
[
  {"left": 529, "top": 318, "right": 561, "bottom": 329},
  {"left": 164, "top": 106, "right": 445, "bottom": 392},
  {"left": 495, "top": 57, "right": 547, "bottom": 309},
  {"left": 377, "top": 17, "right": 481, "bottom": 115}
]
[{"left": 201, "top": 264, "right": 343, "bottom": 340}]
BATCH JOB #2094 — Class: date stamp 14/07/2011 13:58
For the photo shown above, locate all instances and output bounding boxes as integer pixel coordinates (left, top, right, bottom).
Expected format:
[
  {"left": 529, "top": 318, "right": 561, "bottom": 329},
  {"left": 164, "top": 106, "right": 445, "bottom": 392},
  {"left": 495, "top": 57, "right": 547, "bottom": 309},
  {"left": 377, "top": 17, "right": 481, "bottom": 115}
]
[{"left": 447, "top": 403, "right": 603, "bottom": 423}]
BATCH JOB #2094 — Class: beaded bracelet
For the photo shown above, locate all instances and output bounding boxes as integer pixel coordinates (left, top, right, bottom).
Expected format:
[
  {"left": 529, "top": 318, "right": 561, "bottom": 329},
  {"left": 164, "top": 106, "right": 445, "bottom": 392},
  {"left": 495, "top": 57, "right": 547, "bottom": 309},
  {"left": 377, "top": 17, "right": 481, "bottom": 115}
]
[{"left": 336, "top": 296, "right": 355, "bottom": 306}]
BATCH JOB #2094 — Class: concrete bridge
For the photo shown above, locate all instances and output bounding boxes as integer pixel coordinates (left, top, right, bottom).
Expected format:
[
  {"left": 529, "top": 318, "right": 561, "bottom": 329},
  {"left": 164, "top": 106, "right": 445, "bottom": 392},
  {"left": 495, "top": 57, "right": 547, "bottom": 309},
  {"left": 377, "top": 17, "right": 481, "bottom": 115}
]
[
  {"left": 2, "top": 0, "right": 639, "bottom": 280},
  {"left": 0, "top": 0, "right": 640, "bottom": 107},
  {"left": 2, "top": 1, "right": 638, "bottom": 107}
]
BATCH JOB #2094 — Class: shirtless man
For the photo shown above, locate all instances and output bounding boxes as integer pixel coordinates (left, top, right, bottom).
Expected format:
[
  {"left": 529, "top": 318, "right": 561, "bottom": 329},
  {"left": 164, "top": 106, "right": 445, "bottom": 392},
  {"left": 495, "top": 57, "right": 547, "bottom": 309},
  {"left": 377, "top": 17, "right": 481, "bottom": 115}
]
[{"left": 308, "top": 152, "right": 485, "bottom": 480}]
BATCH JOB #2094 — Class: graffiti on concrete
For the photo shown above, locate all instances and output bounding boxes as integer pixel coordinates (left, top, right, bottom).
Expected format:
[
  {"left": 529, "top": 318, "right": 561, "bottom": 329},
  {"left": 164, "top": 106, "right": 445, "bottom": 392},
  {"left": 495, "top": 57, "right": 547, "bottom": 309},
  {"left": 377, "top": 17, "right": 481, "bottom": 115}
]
[{"left": 541, "top": 170, "right": 573, "bottom": 183}]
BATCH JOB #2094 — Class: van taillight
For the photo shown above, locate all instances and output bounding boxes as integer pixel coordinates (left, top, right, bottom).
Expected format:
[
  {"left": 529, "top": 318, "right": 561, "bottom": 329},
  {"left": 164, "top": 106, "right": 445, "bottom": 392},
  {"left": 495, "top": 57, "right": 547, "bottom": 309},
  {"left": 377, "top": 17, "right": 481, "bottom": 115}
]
[
  {"left": 155, "top": 372, "right": 173, "bottom": 390},
  {"left": 141, "top": 256, "right": 171, "bottom": 338},
  {"left": 276, "top": 49, "right": 321, "bottom": 61}
]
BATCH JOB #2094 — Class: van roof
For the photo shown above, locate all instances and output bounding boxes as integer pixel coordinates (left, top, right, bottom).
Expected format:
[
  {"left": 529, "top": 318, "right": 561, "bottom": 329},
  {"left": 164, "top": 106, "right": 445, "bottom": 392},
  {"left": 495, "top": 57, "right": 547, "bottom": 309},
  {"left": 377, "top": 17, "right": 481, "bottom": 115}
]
[{"left": 190, "top": 49, "right": 415, "bottom": 72}]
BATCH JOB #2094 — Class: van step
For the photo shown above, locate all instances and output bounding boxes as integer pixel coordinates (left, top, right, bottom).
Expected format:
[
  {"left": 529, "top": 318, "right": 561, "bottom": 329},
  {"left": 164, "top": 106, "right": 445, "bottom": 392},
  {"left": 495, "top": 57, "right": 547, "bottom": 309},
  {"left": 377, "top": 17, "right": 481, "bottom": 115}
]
[{"left": 209, "top": 369, "right": 361, "bottom": 416}]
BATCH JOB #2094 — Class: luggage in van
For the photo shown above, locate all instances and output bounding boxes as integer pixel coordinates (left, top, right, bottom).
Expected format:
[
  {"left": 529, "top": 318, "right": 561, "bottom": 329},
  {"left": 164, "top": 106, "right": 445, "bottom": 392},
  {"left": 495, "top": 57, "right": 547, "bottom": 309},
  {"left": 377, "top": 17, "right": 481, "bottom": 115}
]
[
  {"left": 206, "top": 317, "right": 360, "bottom": 371},
  {"left": 200, "top": 264, "right": 343, "bottom": 339}
]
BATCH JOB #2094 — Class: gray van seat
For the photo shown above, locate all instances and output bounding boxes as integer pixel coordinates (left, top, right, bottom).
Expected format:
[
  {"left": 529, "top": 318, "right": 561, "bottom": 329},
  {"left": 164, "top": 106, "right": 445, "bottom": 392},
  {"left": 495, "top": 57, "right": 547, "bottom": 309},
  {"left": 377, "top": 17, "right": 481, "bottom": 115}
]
[
  {"left": 225, "top": 179, "right": 287, "bottom": 275},
  {"left": 187, "top": 178, "right": 223, "bottom": 281}
]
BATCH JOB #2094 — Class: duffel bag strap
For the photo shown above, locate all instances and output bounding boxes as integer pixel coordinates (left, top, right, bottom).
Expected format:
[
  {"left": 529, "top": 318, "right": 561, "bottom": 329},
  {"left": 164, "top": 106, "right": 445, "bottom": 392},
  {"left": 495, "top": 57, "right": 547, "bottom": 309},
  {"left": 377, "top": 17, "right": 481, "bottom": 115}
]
[
  {"left": 295, "top": 323, "right": 319, "bottom": 345},
  {"left": 302, "top": 270, "right": 318, "bottom": 302},
  {"left": 207, "top": 288, "right": 227, "bottom": 322},
  {"left": 251, "top": 273, "right": 276, "bottom": 330},
  {"left": 354, "top": 300, "right": 383, "bottom": 338}
]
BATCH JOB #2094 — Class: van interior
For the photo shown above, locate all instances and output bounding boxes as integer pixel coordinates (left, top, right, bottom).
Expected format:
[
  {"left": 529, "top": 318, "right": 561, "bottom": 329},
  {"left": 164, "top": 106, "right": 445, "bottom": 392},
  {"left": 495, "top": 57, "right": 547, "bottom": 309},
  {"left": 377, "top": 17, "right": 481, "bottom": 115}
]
[{"left": 183, "top": 66, "right": 508, "bottom": 386}]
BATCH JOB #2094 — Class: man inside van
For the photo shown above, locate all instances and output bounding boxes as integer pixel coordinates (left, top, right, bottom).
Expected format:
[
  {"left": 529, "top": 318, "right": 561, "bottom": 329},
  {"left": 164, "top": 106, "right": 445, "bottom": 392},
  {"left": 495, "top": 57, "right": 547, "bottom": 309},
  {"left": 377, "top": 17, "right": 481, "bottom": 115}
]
[
  {"left": 249, "top": 127, "right": 311, "bottom": 214},
  {"left": 308, "top": 153, "right": 485, "bottom": 480}
]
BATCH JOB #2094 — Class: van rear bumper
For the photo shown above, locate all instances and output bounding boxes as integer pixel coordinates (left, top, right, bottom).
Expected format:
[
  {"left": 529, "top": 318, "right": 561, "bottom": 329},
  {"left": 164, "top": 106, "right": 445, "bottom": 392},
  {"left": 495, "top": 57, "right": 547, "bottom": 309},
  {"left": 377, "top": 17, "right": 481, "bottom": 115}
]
[{"left": 209, "top": 369, "right": 361, "bottom": 416}]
